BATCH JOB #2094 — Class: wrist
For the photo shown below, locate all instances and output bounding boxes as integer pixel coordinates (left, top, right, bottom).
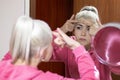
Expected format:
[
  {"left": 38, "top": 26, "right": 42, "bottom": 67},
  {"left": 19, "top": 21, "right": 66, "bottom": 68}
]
[{"left": 71, "top": 42, "right": 80, "bottom": 50}]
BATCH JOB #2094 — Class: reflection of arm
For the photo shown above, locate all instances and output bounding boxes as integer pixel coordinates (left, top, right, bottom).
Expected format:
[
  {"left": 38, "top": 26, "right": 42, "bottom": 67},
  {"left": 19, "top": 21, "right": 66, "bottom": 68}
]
[
  {"left": 73, "top": 46, "right": 99, "bottom": 80},
  {"left": 51, "top": 23, "right": 74, "bottom": 61},
  {"left": 60, "top": 14, "right": 77, "bottom": 34},
  {"left": 49, "top": 28, "right": 99, "bottom": 79},
  {"left": 50, "top": 34, "right": 68, "bottom": 61}
]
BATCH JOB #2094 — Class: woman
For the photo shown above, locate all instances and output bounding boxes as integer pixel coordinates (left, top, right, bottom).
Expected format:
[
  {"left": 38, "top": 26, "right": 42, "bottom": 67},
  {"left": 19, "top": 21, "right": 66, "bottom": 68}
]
[
  {"left": 0, "top": 16, "right": 98, "bottom": 80},
  {"left": 52, "top": 6, "right": 113, "bottom": 80}
]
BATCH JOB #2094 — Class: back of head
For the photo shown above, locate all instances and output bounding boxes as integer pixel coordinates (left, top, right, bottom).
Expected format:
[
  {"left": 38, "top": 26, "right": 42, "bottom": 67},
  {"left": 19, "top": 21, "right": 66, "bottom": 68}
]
[
  {"left": 10, "top": 16, "right": 52, "bottom": 64},
  {"left": 75, "top": 6, "right": 99, "bottom": 25}
]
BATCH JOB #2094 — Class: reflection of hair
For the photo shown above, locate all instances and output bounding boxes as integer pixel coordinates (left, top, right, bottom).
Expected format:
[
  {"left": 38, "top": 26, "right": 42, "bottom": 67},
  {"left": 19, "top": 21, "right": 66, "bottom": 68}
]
[
  {"left": 75, "top": 6, "right": 100, "bottom": 29},
  {"left": 75, "top": 6, "right": 99, "bottom": 22},
  {"left": 10, "top": 16, "right": 52, "bottom": 64},
  {"left": 80, "top": 6, "right": 98, "bottom": 15}
]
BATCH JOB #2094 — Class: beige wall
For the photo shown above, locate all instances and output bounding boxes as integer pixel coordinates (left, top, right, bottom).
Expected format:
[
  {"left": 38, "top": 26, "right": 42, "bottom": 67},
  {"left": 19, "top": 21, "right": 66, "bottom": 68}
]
[{"left": 0, "top": 0, "right": 29, "bottom": 60}]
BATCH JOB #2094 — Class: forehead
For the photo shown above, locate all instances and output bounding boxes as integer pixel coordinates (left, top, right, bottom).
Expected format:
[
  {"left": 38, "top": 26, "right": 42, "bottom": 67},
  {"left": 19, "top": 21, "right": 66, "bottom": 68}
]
[{"left": 76, "top": 17, "right": 95, "bottom": 26}]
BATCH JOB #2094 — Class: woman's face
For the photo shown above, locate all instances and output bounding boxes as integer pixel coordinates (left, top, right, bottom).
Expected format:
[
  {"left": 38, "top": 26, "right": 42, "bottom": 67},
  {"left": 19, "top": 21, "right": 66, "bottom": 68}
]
[{"left": 74, "top": 18, "right": 94, "bottom": 49}]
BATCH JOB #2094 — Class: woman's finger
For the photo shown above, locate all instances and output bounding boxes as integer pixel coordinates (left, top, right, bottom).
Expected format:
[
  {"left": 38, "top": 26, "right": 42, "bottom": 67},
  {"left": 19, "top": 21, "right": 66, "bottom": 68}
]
[
  {"left": 57, "top": 28, "right": 71, "bottom": 42},
  {"left": 52, "top": 31, "right": 60, "bottom": 37},
  {"left": 69, "top": 14, "right": 75, "bottom": 20}
]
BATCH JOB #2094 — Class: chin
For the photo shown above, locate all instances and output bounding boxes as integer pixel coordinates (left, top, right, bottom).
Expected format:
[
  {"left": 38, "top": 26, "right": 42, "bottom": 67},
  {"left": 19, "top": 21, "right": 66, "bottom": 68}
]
[
  {"left": 80, "top": 42, "right": 90, "bottom": 48},
  {"left": 79, "top": 42, "right": 87, "bottom": 46}
]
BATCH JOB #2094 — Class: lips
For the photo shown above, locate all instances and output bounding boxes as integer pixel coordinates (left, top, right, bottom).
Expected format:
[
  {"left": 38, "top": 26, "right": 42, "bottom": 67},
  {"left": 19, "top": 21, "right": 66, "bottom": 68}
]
[{"left": 79, "top": 38, "right": 86, "bottom": 41}]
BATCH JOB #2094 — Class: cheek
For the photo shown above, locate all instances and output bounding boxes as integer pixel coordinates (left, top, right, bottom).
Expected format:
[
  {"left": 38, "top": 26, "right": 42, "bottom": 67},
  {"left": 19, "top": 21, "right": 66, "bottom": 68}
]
[
  {"left": 86, "top": 34, "right": 91, "bottom": 40},
  {"left": 74, "top": 30, "right": 81, "bottom": 36},
  {"left": 86, "top": 35, "right": 92, "bottom": 44}
]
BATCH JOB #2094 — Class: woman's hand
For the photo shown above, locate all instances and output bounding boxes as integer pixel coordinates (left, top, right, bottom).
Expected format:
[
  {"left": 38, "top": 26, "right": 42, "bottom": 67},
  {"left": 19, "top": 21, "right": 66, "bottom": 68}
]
[
  {"left": 53, "top": 28, "right": 80, "bottom": 49},
  {"left": 60, "top": 14, "right": 79, "bottom": 33}
]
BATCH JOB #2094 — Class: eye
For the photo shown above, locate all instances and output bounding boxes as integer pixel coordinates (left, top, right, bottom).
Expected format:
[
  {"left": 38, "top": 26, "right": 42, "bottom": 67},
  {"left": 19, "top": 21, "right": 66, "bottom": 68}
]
[
  {"left": 87, "top": 26, "right": 90, "bottom": 31},
  {"left": 76, "top": 24, "right": 83, "bottom": 30}
]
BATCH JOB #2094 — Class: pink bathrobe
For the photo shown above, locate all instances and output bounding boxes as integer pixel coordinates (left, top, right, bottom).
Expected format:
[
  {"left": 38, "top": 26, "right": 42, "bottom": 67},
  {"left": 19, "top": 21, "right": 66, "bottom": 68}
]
[{"left": 0, "top": 46, "right": 98, "bottom": 80}]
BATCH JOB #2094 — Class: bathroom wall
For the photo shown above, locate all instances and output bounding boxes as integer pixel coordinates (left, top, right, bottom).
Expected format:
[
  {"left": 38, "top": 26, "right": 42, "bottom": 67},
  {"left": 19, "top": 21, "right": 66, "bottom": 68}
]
[{"left": 0, "top": 0, "right": 29, "bottom": 59}]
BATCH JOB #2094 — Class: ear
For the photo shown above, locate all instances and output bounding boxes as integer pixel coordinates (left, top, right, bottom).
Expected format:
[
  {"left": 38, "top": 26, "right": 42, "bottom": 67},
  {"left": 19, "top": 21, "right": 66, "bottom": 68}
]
[{"left": 39, "top": 48, "right": 46, "bottom": 61}]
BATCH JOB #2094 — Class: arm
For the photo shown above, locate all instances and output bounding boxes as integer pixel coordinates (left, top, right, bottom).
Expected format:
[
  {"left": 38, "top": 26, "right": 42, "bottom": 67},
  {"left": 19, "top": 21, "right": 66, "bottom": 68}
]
[
  {"left": 48, "top": 28, "right": 100, "bottom": 80},
  {"left": 60, "top": 14, "right": 78, "bottom": 34},
  {"left": 73, "top": 46, "right": 99, "bottom": 80},
  {"left": 51, "top": 15, "right": 78, "bottom": 60},
  {"left": 36, "top": 45, "right": 99, "bottom": 80},
  {"left": 50, "top": 32, "right": 68, "bottom": 61}
]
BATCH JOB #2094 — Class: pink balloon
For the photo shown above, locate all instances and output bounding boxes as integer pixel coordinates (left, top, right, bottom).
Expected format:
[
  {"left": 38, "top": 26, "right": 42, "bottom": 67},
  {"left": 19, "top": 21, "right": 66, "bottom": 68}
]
[{"left": 93, "top": 26, "right": 120, "bottom": 66}]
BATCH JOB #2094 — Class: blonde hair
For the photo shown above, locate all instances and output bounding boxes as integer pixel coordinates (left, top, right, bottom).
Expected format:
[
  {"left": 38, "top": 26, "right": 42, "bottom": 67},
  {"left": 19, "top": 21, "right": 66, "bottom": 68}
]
[
  {"left": 10, "top": 16, "right": 52, "bottom": 64},
  {"left": 75, "top": 6, "right": 99, "bottom": 28},
  {"left": 80, "top": 6, "right": 98, "bottom": 15}
]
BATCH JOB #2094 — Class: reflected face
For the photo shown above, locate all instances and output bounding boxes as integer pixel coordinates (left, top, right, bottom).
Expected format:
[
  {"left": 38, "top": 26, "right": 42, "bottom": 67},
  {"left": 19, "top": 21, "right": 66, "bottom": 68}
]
[{"left": 74, "top": 18, "right": 94, "bottom": 48}]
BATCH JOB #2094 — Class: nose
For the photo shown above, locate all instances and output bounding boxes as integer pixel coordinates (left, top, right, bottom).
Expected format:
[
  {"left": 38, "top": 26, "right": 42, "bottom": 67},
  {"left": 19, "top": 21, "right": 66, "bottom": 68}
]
[{"left": 81, "top": 29, "right": 87, "bottom": 36}]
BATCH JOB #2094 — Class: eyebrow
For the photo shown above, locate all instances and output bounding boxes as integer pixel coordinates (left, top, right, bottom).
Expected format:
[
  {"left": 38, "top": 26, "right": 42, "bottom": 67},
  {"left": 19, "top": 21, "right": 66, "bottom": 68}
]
[
  {"left": 75, "top": 23, "right": 83, "bottom": 26},
  {"left": 75, "top": 23, "right": 94, "bottom": 29},
  {"left": 76, "top": 23, "right": 90, "bottom": 26}
]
